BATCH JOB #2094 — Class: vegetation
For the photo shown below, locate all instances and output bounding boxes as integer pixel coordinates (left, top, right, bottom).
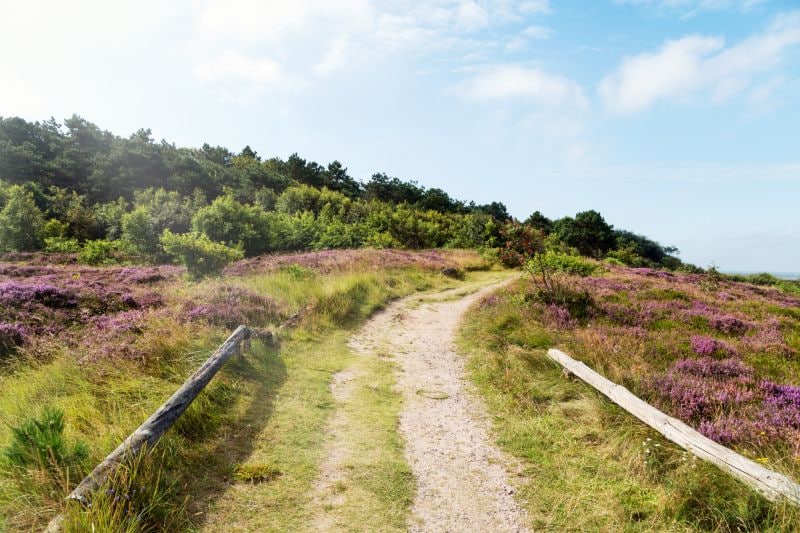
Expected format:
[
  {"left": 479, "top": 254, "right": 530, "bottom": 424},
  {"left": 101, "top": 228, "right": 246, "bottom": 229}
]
[
  {"left": 0, "top": 249, "right": 486, "bottom": 530},
  {"left": 0, "top": 115, "right": 684, "bottom": 276},
  {"left": 2, "top": 113, "right": 795, "bottom": 530},
  {"left": 160, "top": 230, "right": 243, "bottom": 278},
  {"left": 458, "top": 263, "right": 800, "bottom": 530}
]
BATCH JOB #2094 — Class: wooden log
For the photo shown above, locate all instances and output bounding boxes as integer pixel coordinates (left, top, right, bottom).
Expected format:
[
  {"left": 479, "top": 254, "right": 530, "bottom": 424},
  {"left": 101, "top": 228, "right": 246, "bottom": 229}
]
[
  {"left": 547, "top": 348, "right": 800, "bottom": 506},
  {"left": 67, "top": 325, "right": 251, "bottom": 504}
]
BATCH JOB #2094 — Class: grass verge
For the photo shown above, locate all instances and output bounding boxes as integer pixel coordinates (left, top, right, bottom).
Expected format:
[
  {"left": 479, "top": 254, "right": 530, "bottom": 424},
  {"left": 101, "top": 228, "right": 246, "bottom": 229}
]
[{"left": 457, "top": 281, "right": 800, "bottom": 532}]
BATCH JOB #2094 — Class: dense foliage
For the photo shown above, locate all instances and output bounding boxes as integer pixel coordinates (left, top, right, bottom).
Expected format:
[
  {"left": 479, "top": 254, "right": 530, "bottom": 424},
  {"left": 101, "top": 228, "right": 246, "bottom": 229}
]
[{"left": 0, "top": 115, "right": 683, "bottom": 274}]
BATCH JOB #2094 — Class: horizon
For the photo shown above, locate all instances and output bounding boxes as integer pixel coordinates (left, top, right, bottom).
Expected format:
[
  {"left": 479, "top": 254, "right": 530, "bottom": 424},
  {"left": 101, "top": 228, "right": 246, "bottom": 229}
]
[{"left": 3, "top": 1, "right": 799, "bottom": 271}]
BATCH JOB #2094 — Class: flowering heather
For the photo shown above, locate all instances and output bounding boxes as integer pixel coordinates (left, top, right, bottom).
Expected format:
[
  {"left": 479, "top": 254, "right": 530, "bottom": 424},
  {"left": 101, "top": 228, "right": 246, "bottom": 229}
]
[
  {"left": 761, "top": 380, "right": 800, "bottom": 409},
  {"left": 224, "top": 249, "right": 478, "bottom": 276},
  {"left": 574, "top": 276, "right": 638, "bottom": 297},
  {"left": 526, "top": 263, "right": 800, "bottom": 459},
  {"left": 479, "top": 295, "right": 500, "bottom": 308},
  {"left": 673, "top": 357, "right": 752, "bottom": 379},
  {"left": 683, "top": 302, "right": 751, "bottom": 336},
  {"left": 545, "top": 304, "right": 574, "bottom": 329},
  {"left": 184, "top": 285, "right": 283, "bottom": 329},
  {"left": 92, "top": 310, "right": 148, "bottom": 335},
  {"left": 0, "top": 282, "right": 78, "bottom": 308},
  {"left": 689, "top": 335, "right": 737, "bottom": 357},
  {"left": 648, "top": 358, "right": 756, "bottom": 420},
  {"left": 742, "top": 318, "right": 789, "bottom": 354}
]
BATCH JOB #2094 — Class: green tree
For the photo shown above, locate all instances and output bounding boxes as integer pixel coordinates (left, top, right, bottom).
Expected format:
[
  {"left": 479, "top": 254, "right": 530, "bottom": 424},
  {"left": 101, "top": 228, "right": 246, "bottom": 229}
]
[
  {"left": 525, "top": 210, "right": 552, "bottom": 234},
  {"left": 0, "top": 185, "right": 44, "bottom": 251},
  {"left": 474, "top": 201, "right": 510, "bottom": 222},
  {"left": 552, "top": 210, "right": 615, "bottom": 258},
  {"left": 192, "top": 195, "right": 271, "bottom": 256},
  {"left": 122, "top": 206, "right": 159, "bottom": 257}
]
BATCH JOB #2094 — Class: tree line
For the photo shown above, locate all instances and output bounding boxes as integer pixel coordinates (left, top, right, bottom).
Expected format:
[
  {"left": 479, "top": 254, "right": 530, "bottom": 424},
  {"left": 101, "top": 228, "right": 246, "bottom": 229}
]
[{"left": 0, "top": 115, "right": 684, "bottom": 274}]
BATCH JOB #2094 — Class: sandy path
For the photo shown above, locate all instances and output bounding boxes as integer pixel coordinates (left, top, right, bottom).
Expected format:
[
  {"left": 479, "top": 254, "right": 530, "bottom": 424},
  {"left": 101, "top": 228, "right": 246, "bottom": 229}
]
[{"left": 338, "top": 279, "right": 530, "bottom": 532}]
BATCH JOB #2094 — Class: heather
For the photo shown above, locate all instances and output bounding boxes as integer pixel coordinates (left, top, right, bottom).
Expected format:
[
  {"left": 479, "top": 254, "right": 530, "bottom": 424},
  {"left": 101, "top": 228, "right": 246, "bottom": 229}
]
[
  {"left": 512, "top": 263, "right": 800, "bottom": 470},
  {"left": 0, "top": 249, "right": 486, "bottom": 530},
  {"left": 459, "top": 268, "right": 800, "bottom": 530}
]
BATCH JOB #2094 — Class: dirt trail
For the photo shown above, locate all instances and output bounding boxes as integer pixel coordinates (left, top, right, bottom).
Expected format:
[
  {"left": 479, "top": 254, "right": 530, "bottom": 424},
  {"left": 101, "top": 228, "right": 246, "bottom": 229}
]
[{"left": 314, "top": 278, "right": 530, "bottom": 532}]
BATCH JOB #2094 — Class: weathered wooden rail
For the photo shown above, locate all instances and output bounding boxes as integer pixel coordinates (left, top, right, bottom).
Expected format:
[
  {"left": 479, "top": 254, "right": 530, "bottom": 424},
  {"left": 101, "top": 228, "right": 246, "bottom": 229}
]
[
  {"left": 547, "top": 348, "right": 800, "bottom": 506},
  {"left": 45, "top": 323, "right": 276, "bottom": 532}
]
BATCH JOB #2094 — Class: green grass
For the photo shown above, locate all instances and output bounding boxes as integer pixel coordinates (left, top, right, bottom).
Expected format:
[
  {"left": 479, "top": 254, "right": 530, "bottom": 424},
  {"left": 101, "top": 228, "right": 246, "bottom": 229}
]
[
  {"left": 0, "top": 256, "right": 474, "bottom": 531},
  {"left": 457, "top": 283, "right": 800, "bottom": 532}
]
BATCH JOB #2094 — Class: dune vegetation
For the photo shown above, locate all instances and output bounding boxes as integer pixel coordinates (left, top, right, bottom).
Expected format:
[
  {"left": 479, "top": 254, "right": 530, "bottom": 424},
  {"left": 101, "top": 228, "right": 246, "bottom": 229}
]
[
  {"left": 459, "top": 258, "right": 800, "bottom": 531},
  {"left": 0, "top": 249, "right": 488, "bottom": 530},
  {"left": 2, "top": 114, "right": 799, "bottom": 531}
]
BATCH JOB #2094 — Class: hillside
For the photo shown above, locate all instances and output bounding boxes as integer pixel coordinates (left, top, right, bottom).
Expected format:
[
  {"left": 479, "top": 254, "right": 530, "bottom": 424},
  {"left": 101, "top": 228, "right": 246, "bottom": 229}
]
[{"left": 0, "top": 116, "right": 681, "bottom": 275}]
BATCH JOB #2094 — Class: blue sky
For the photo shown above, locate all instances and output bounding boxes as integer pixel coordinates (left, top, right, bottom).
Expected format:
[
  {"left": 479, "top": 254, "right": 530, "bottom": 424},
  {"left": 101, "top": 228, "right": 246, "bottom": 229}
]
[{"left": 2, "top": 0, "right": 799, "bottom": 271}]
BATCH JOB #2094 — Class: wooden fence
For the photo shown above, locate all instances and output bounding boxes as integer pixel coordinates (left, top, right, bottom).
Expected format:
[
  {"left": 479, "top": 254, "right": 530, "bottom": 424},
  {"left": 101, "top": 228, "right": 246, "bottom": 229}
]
[
  {"left": 547, "top": 348, "right": 800, "bottom": 506},
  {"left": 46, "top": 324, "right": 274, "bottom": 532}
]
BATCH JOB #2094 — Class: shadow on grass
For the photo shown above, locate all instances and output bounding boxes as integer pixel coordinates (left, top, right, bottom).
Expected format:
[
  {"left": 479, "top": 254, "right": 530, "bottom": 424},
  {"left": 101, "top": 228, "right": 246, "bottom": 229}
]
[{"left": 183, "top": 338, "right": 288, "bottom": 528}]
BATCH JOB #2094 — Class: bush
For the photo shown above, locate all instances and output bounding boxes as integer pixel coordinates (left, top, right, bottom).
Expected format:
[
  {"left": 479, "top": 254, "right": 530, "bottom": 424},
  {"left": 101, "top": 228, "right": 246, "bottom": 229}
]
[
  {"left": 79, "top": 239, "right": 120, "bottom": 265},
  {"left": 122, "top": 205, "right": 160, "bottom": 258},
  {"left": 605, "top": 246, "right": 650, "bottom": 267},
  {"left": 160, "top": 230, "right": 244, "bottom": 278},
  {"left": 44, "top": 236, "right": 81, "bottom": 253},
  {"left": 533, "top": 285, "right": 595, "bottom": 321},
  {"left": 0, "top": 185, "right": 44, "bottom": 251},
  {"left": 4, "top": 407, "right": 88, "bottom": 473},
  {"left": 498, "top": 221, "right": 545, "bottom": 267},
  {"left": 192, "top": 195, "right": 272, "bottom": 256},
  {"left": 538, "top": 251, "right": 601, "bottom": 276}
]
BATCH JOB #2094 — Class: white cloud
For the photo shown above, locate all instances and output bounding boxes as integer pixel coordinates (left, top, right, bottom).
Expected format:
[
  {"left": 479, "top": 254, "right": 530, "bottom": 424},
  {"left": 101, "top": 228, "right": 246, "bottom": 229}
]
[
  {"left": 615, "top": 0, "right": 767, "bottom": 16},
  {"left": 195, "top": 51, "right": 302, "bottom": 102},
  {"left": 599, "top": 12, "right": 800, "bottom": 113},
  {"left": 455, "top": 64, "right": 587, "bottom": 109},
  {"left": 506, "top": 25, "right": 553, "bottom": 49},
  {"left": 455, "top": 1, "right": 490, "bottom": 30},
  {"left": 197, "top": 0, "right": 373, "bottom": 44},
  {"left": 193, "top": 0, "right": 553, "bottom": 76}
]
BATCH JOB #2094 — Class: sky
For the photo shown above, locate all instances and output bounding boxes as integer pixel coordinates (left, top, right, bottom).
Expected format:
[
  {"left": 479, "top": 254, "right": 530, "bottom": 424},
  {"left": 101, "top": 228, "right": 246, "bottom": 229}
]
[{"left": 1, "top": 0, "right": 799, "bottom": 271}]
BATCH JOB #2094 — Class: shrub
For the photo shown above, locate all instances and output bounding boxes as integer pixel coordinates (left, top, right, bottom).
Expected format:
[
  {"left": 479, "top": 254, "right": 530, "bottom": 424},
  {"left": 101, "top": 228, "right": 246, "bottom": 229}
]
[
  {"left": 498, "top": 221, "right": 545, "bottom": 267},
  {"left": 44, "top": 236, "right": 82, "bottom": 253},
  {"left": 160, "top": 230, "right": 244, "bottom": 278},
  {"left": 605, "top": 245, "right": 650, "bottom": 267},
  {"left": 121, "top": 205, "right": 159, "bottom": 258},
  {"left": 79, "top": 239, "right": 120, "bottom": 265},
  {"left": 3, "top": 407, "right": 88, "bottom": 472},
  {"left": 192, "top": 195, "right": 272, "bottom": 256},
  {"left": 0, "top": 185, "right": 44, "bottom": 251},
  {"left": 529, "top": 283, "right": 594, "bottom": 321},
  {"left": 538, "top": 251, "right": 601, "bottom": 276}
]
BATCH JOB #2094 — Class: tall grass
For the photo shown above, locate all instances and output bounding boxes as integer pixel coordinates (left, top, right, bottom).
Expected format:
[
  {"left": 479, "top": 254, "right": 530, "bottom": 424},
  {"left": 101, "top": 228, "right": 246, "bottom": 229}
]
[
  {"left": 0, "top": 252, "right": 477, "bottom": 530},
  {"left": 458, "top": 282, "right": 800, "bottom": 531}
]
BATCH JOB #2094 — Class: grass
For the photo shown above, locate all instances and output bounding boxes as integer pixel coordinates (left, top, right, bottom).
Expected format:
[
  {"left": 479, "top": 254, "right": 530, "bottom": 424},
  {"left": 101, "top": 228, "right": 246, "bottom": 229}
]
[
  {"left": 0, "top": 250, "right": 482, "bottom": 530},
  {"left": 457, "top": 280, "right": 800, "bottom": 531},
  {"left": 198, "top": 270, "right": 472, "bottom": 531}
]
